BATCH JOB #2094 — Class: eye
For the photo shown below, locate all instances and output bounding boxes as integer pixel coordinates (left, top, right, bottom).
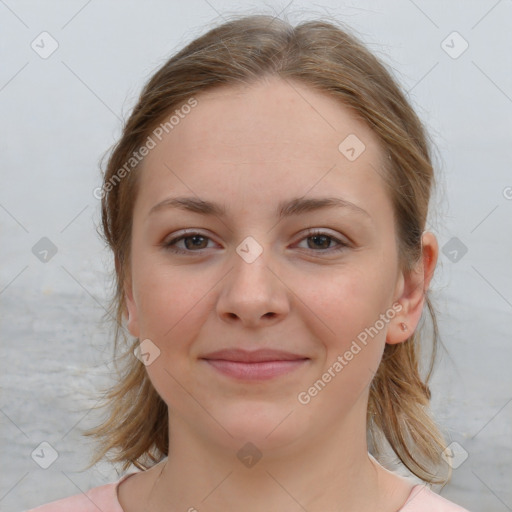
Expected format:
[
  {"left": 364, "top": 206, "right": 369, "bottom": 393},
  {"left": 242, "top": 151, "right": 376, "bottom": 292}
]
[
  {"left": 162, "top": 231, "right": 217, "bottom": 254},
  {"left": 295, "top": 229, "right": 349, "bottom": 253},
  {"left": 161, "top": 229, "right": 349, "bottom": 255}
]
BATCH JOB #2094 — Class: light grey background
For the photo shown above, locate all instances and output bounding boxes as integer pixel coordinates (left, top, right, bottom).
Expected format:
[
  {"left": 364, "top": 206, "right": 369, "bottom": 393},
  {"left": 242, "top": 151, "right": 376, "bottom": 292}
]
[{"left": 1, "top": 1, "right": 511, "bottom": 511}]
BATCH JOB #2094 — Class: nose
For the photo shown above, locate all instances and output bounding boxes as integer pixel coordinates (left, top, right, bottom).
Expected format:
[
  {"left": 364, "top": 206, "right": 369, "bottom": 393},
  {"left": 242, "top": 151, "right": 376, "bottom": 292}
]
[{"left": 216, "top": 245, "right": 289, "bottom": 328}]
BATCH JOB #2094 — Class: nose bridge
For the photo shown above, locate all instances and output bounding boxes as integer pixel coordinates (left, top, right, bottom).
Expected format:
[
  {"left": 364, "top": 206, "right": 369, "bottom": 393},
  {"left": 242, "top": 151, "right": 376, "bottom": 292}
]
[
  {"left": 231, "top": 236, "right": 276, "bottom": 301},
  {"left": 216, "top": 235, "right": 288, "bottom": 325}
]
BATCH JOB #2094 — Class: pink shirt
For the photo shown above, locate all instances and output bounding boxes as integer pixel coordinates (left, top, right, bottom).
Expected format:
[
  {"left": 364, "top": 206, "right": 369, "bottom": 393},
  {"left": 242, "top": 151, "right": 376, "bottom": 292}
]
[{"left": 26, "top": 472, "right": 470, "bottom": 511}]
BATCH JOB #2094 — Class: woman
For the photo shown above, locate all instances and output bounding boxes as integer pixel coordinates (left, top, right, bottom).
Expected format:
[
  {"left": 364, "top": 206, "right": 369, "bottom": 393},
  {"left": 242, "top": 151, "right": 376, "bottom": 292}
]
[{"left": 29, "top": 13, "right": 470, "bottom": 511}]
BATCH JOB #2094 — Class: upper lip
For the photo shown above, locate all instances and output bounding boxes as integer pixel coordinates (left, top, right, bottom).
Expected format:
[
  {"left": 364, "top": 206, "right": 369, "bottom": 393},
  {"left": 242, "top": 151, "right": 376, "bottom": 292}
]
[{"left": 200, "top": 348, "right": 308, "bottom": 362}]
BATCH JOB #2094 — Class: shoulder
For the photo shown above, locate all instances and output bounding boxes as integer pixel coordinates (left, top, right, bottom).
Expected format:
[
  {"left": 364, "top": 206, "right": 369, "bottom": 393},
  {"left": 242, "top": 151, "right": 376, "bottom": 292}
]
[
  {"left": 25, "top": 473, "right": 137, "bottom": 512},
  {"left": 400, "top": 484, "right": 471, "bottom": 512}
]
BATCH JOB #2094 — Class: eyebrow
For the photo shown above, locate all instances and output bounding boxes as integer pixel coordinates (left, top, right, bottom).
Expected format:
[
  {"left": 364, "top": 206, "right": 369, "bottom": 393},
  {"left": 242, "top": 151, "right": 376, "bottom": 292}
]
[{"left": 148, "top": 195, "right": 371, "bottom": 220}]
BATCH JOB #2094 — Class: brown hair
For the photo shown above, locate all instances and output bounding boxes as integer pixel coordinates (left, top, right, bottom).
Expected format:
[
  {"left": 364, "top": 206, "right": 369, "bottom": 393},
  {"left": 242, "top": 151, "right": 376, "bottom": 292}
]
[{"left": 85, "top": 13, "right": 448, "bottom": 484}]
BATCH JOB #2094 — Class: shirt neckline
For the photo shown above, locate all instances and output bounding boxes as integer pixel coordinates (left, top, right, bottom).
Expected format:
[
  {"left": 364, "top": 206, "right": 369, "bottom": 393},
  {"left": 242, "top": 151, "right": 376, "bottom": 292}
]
[{"left": 113, "top": 472, "right": 424, "bottom": 512}]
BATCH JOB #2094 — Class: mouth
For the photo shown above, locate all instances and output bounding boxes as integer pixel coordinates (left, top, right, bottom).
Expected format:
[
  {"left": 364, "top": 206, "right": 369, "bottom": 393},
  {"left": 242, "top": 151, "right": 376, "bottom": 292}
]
[{"left": 200, "top": 348, "right": 310, "bottom": 381}]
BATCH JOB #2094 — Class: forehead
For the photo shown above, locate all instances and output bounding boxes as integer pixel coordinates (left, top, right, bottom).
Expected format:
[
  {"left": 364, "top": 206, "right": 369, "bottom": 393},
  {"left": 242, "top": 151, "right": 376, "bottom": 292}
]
[{"left": 135, "top": 76, "right": 390, "bottom": 220}]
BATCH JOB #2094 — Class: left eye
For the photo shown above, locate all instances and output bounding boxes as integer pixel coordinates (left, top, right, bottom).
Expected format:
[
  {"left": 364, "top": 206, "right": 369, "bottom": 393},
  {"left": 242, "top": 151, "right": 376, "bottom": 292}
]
[
  {"left": 162, "top": 230, "right": 348, "bottom": 254},
  {"left": 296, "top": 230, "right": 348, "bottom": 252}
]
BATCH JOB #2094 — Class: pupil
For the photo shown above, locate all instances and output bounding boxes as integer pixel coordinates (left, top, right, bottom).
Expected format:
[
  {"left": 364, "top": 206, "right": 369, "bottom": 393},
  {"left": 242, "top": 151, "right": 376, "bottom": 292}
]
[
  {"left": 187, "top": 236, "right": 206, "bottom": 249},
  {"left": 310, "top": 235, "right": 329, "bottom": 249}
]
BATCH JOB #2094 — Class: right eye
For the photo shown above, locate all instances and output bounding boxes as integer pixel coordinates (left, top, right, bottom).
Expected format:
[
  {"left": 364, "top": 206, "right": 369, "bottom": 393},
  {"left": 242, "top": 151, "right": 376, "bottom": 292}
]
[{"left": 161, "top": 231, "right": 217, "bottom": 254}]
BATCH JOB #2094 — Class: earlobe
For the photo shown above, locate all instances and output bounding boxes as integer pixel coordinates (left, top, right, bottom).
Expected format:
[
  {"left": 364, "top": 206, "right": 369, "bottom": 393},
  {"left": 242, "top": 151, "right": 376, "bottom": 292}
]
[
  {"left": 387, "top": 231, "right": 438, "bottom": 345},
  {"left": 386, "top": 313, "right": 411, "bottom": 345}
]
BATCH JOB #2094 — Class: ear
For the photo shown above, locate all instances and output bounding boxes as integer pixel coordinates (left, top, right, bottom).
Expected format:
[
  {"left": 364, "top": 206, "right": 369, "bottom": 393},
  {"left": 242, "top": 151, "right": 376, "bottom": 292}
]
[
  {"left": 118, "top": 255, "right": 140, "bottom": 338},
  {"left": 387, "top": 231, "right": 438, "bottom": 344}
]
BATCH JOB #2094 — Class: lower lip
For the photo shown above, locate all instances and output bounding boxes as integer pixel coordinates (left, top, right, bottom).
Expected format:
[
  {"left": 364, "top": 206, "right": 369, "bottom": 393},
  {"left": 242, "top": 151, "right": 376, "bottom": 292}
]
[{"left": 203, "top": 359, "right": 308, "bottom": 380}]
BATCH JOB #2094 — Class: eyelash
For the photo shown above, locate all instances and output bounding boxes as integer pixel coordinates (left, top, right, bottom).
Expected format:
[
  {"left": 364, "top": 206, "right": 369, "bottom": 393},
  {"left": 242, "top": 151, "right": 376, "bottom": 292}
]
[{"left": 161, "top": 229, "right": 349, "bottom": 255}]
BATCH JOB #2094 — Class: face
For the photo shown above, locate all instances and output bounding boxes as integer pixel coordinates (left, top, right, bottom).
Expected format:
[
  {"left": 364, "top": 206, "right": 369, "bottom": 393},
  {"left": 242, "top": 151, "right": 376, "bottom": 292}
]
[{"left": 124, "top": 76, "right": 410, "bottom": 454}]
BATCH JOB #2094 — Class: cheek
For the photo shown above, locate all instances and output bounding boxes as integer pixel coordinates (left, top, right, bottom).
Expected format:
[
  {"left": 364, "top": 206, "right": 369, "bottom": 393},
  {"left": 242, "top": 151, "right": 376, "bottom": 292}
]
[
  {"left": 134, "top": 268, "right": 208, "bottom": 403},
  {"left": 308, "top": 262, "right": 396, "bottom": 395},
  {"left": 304, "top": 272, "right": 391, "bottom": 409},
  {"left": 309, "top": 263, "right": 394, "bottom": 340},
  {"left": 133, "top": 259, "right": 214, "bottom": 344}
]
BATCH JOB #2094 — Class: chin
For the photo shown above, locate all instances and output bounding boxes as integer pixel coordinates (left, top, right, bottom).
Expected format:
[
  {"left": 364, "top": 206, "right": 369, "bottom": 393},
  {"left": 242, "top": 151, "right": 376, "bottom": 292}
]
[{"left": 207, "top": 400, "right": 306, "bottom": 452}]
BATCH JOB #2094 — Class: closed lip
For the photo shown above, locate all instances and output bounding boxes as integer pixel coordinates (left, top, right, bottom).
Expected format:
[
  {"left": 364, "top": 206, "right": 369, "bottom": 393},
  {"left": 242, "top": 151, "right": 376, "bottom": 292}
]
[{"left": 200, "top": 348, "right": 308, "bottom": 363}]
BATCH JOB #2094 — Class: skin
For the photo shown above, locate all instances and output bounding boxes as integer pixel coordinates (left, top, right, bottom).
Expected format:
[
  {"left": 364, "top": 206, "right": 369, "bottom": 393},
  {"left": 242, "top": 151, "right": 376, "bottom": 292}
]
[{"left": 118, "top": 76, "right": 438, "bottom": 511}]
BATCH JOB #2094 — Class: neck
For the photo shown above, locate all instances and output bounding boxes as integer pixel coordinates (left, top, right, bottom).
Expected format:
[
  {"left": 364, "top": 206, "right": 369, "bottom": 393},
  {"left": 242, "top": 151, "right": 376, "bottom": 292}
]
[{"left": 144, "top": 404, "right": 402, "bottom": 511}]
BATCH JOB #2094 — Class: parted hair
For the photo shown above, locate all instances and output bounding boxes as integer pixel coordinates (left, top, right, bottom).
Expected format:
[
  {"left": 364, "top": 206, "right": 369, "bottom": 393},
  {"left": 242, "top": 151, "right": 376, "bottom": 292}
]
[{"left": 85, "top": 13, "right": 448, "bottom": 484}]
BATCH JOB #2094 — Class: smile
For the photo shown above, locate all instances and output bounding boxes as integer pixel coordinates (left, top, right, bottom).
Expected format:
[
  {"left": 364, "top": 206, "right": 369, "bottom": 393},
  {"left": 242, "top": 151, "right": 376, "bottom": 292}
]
[
  {"left": 199, "top": 348, "right": 310, "bottom": 380},
  {"left": 202, "top": 359, "right": 309, "bottom": 380}
]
